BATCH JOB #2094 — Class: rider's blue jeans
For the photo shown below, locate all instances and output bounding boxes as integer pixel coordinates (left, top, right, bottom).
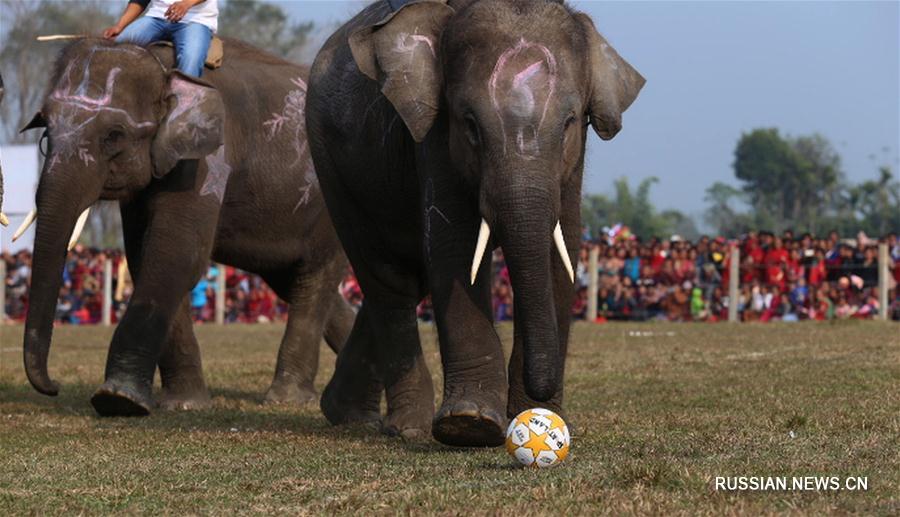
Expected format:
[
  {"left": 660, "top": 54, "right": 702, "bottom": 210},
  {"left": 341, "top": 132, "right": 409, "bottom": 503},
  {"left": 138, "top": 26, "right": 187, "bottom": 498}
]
[{"left": 117, "top": 16, "right": 212, "bottom": 77}]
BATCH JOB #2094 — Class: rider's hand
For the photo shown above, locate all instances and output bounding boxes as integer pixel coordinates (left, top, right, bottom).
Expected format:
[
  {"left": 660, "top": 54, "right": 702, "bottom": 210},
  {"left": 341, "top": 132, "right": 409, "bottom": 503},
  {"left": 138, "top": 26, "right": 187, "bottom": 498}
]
[
  {"left": 165, "top": 0, "right": 193, "bottom": 22},
  {"left": 102, "top": 25, "right": 123, "bottom": 39}
]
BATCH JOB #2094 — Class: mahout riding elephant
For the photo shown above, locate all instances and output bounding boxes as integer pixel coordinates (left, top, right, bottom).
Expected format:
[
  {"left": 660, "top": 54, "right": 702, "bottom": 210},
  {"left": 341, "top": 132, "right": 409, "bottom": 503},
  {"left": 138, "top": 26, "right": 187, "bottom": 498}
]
[
  {"left": 306, "top": 0, "right": 643, "bottom": 445},
  {"left": 19, "top": 37, "right": 354, "bottom": 416}
]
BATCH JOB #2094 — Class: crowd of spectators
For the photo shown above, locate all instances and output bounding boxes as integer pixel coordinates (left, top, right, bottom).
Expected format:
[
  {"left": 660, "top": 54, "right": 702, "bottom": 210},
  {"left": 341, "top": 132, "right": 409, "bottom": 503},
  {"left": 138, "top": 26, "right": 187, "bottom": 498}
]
[
  {"left": 1, "top": 247, "right": 295, "bottom": 325},
  {"left": 2, "top": 247, "right": 129, "bottom": 325},
  {"left": 3, "top": 229, "right": 899, "bottom": 325},
  {"left": 555, "top": 229, "right": 899, "bottom": 322}
]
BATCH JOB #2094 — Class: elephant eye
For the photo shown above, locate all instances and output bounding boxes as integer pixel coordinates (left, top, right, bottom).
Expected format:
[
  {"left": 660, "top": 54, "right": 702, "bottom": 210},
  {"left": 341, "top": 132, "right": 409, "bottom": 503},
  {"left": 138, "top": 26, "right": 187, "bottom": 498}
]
[
  {"left": 463, "top": 114, "right": 480, "bottom": 147},
  {"left": 102, "top": 128, "right": 127, "bottom": 156},
  {"left": 105, "top": 128, "right": 126, "bottom": 144}
]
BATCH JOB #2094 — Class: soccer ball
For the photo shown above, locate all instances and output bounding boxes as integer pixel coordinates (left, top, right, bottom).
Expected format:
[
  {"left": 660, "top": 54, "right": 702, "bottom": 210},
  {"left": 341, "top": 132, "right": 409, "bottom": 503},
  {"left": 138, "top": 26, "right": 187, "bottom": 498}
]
[{"left": 505, "top": 408, "right": 570, "bottom": 468}]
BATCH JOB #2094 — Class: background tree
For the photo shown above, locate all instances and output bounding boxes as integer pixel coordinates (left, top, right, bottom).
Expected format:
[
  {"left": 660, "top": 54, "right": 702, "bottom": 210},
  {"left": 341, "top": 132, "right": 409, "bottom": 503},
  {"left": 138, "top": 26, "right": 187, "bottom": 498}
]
[
  {"left": 582, "top": 177, "right": 697, "bottom": 240},
  {"left": 703, "top": 181, "right": 755, "bottom": 236},
  {"left": 790, "top": 134, "right": 842, "bottom": 234},
  {"left": 712, "top": 128, "right": 897, "bottom": 237},
  {"left": 218, "top": 0, "right": 314, "bottom": 62},
  {"left": 732, "top": 128, "right": 801, "bottom": 232},
  {"left": 835, "top": 166, "right": 900, "bottom": 237}
]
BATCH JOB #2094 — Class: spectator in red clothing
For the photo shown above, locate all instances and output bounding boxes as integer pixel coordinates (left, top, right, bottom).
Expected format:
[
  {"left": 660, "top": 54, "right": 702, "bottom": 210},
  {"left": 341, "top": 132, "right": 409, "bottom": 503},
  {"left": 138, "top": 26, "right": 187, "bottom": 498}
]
[{"left": 764, "top": 237, "right": 789, "bottom": 289}]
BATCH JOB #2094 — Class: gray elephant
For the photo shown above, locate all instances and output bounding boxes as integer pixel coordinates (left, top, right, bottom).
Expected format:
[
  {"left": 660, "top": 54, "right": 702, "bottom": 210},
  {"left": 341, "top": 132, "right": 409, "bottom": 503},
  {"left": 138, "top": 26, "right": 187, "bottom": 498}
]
[
  {"left": 306, "top": 0, "right": 643, "bottom": 445},
  {"left": 19, "top": 38, "right": 354, "bottom": 415}
]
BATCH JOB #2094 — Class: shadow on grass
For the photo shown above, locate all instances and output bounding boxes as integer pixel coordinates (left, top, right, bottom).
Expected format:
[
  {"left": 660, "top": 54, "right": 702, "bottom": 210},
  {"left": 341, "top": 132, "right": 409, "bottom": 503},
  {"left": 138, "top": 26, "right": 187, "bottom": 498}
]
[
  {"left": 1, "top": 381, "right": 331, "bottom": 435},
  {"left": 0, "top": 381, "right": 494, "bottom": 452}
]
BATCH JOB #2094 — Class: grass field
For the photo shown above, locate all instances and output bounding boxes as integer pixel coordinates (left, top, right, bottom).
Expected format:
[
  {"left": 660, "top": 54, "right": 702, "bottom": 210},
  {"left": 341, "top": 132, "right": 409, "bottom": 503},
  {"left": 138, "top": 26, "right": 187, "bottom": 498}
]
[{"left": 1, "top": 321, "right": 898, "bottom": 515}]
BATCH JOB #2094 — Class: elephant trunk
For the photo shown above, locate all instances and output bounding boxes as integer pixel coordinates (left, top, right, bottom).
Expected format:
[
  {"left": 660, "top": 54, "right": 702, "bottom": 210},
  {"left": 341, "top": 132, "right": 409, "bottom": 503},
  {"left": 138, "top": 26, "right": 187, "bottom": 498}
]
[
  {"left": 491, "top": 182, "right": 561, "bottom": 402},
  {"left": 23, "top": 165, "right": 99, "bottom": 395}
]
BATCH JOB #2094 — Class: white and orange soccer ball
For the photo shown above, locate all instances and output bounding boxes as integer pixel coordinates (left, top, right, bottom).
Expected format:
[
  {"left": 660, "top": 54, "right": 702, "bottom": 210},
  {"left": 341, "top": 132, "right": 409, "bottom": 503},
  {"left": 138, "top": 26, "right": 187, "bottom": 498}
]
[{"left": 505, "top": 408, "right": 570, "bottom": 468}]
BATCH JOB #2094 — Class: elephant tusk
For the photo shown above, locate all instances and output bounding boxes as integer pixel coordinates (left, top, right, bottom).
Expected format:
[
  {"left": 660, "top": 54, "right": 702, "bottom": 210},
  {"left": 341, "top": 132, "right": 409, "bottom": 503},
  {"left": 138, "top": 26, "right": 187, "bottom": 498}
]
[
  {"left": 469, "top": 218, "right": 491, "bottom": 285},
  {"left": 68, "top": 208, "right": 90, "bottom": 251},
  {"left": 0, "top": 212, "right": 8, "bottom": 227},
  {"left": 11, "top": 209, "right": 36, "bottom": 241},
  {"left": 553, "top": 221, "right": 574, "bottom": 283}
]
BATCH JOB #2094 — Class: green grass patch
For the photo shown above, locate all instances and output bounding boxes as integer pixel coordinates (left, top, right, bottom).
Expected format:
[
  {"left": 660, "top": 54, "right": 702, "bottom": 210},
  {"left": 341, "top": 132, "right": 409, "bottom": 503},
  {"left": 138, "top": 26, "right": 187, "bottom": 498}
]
[{"left": 1, "top": 322, "right": 898, "bottom": 514}]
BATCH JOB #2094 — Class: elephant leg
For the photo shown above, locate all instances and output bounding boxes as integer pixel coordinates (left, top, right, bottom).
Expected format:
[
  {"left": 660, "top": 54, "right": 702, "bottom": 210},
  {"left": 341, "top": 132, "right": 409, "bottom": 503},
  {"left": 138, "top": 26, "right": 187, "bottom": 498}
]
[
  {"left": 418, "top": 151, "right": 508, "bottom": 447},
  {"left": 91, "top": 167, "right": 220, "bottom": 416},
  {"left": 323, "top": 290, "right": 354, "bottom": 354},
  {"left": 428, "top": 269, "right": 507, "bottom": 447},
  {"left": 320, "top": 303, "right": 384, "bottom": 426},
  {"left": 379, "top": 304, "right": 434, "bottom": 440},
  {"left": 263, "top": 269, "right": 334, "bottom": 406},
  {"left": 156, "top": 296, "right": 211, "bottom": 410},
  {"left": 321, "top": 300, "right": 434, "bottom": 437},
  {"left": 310, "top": 132, "right": 432, "bottom": 435}
]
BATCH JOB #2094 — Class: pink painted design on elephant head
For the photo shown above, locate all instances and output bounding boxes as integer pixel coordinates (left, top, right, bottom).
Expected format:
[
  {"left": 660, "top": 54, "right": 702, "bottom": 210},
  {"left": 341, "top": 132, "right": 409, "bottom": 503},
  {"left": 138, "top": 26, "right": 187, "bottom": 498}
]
[
  {"left": 43, "top": 49, "right": 157, "bottom": 174},
  {"left": 488, "top": 38, "right": 558, "bottom": 159},
  {"left": 51, "top": 66, "right": 120, "bottom": 108}
]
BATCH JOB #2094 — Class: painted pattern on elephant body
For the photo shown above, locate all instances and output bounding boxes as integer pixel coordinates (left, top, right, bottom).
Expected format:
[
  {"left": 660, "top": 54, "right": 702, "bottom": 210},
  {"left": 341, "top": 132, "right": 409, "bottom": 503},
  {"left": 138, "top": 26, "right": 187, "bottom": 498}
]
[
  {"left": 46, "top": 48, "right": 156, "bottom": 174},
  {"left": 488, "top": 38, "right": 558, "bottom": 159},
  {"left": 263, "top": 77, "right": 318, "bottom": 211},
  {"left": 395, "top": 31, "right": 436, "bottom": 63},
  {"left": 201, "top": 144, "right": 231, "bottom": 203},
  {"left": 423, "top": 177, "right": 450, "bottom": 263},
  {"left": 167, "top": 76, "right": 221, "bottom": 149},
  {"left": 383, "top": 29, "right": 436, "bottom": 90}
]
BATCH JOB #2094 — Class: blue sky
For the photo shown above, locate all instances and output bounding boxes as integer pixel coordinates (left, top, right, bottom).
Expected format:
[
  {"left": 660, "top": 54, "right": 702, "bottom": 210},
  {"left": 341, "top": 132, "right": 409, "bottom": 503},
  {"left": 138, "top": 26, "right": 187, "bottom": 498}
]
[{"left": 274, "top": 0, "right": 900, "bottom": 220}]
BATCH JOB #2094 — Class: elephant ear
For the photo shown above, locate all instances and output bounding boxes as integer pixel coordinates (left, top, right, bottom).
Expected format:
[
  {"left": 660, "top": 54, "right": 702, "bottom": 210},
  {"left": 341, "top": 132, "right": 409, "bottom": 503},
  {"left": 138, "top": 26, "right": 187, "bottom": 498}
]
[
  {"left": 577, "top": 14, "right": 645, "bottom": 140},
  {"left": 349, "top": 0, "right": 454, "bottom": 142},
  {"left": 20, "top": 112, "right": 47, "bottom": 132},
  {"left": 151, "top": 71, "right": 225, "bottom": 178}
]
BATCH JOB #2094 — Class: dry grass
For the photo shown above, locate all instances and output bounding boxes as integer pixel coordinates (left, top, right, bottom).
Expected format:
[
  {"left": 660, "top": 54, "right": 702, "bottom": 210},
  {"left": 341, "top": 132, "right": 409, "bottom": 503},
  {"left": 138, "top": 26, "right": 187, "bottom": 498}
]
[{"left": 1, "top": 321, "right": 898, "bottom": 515}]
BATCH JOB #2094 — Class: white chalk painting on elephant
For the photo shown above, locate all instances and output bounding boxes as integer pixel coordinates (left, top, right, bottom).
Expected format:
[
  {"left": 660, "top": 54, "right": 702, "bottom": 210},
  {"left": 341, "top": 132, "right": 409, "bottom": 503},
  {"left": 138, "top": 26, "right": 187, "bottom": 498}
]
[
  {"left": 47, "top": 48, "right": 155, "bottom": 172},
  {"left": 263, "top": 77, "right": 318, "bottom": 211}
]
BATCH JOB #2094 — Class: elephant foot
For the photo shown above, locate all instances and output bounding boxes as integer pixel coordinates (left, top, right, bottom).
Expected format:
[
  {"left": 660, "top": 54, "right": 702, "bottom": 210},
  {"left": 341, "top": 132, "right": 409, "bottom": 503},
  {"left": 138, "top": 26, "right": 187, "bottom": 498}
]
[
  {"left": 432, "top": 398, "right": 506, "bottom": 447},
  {"left": 91, "top": 380, "right": 153, "bottom": 417},
  {"left": 158, "top": 387, "right": 212, "bottom": 411},
  {"left": 320, "top": 377, "right": 382, "bottom": 426},
  {"left": 263, "top": 380, "right": 318, "bottom": 407},
  {"left": 382, "top": 354, "right": 434, "bottom": 441},
  {"left": 382, "top": 407, "right": 432, "bottom": 441}
]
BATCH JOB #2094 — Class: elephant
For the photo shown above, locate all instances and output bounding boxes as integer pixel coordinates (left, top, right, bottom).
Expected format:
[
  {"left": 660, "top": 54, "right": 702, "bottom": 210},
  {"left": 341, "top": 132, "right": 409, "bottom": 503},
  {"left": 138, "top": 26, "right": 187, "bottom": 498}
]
[
  {"left": 306, "top": 0, "right": 644, "bottom": 446},
  {"left": 19, "top": 37, "right": 354, "bottom": 416}
]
